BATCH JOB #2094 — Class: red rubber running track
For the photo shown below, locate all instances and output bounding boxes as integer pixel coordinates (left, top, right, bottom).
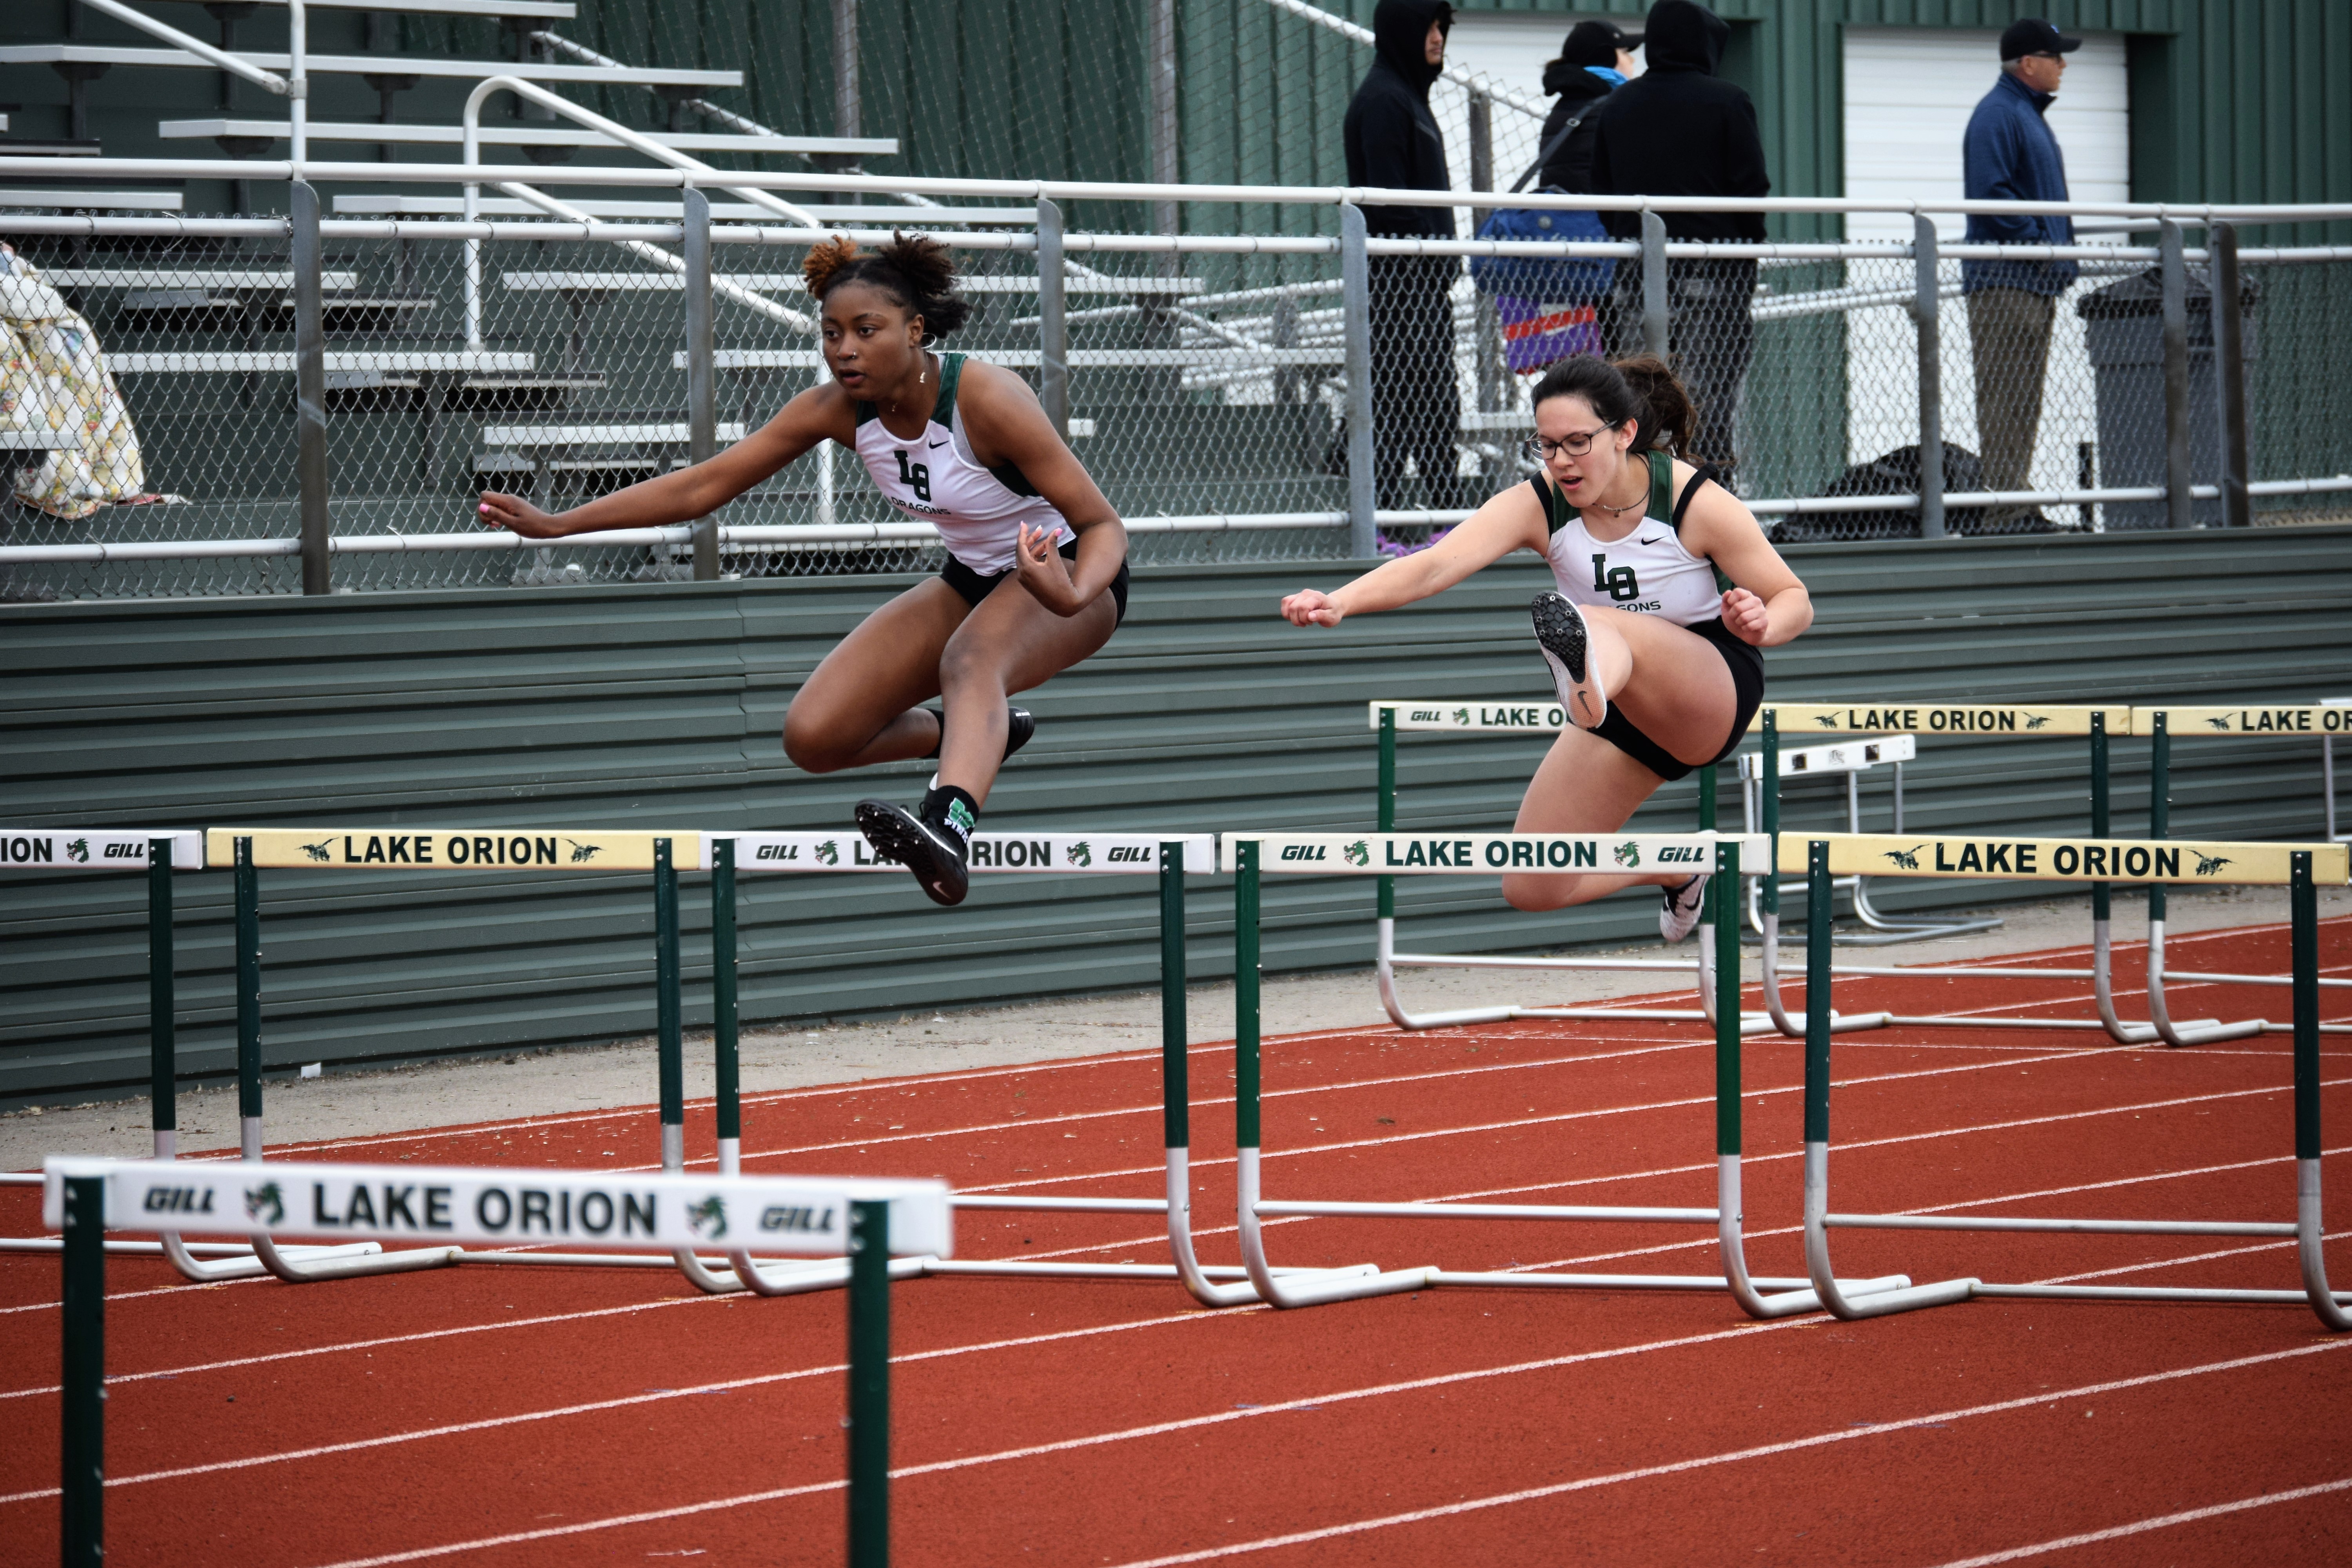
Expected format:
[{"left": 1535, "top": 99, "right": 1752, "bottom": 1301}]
[{"left": 3, "top": 916, "right": 2348, "bottom": 1565}]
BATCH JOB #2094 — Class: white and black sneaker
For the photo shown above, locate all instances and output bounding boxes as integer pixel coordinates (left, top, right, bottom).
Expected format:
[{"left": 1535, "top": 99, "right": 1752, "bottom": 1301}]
[
  {"left": 1531, "top": 592, "right": 1608, "bottom": 730},
  {"left": 1659, "top": 874, "right": 1709, "bottom": 943},
  {"left": 856, "top": 786, "right": 975, "bottom": 907}
]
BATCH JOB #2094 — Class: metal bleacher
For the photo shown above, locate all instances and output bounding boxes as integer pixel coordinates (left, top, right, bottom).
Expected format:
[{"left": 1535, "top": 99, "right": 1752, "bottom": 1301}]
[{"left": 0, "top": 0, "right": 916, "bottom": 562}]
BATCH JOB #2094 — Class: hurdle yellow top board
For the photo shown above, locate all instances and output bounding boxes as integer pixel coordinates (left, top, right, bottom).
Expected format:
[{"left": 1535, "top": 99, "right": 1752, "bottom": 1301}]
[
  {"left": 2133, "top": 706, "right": 2352, "bottom": 736},
  {"left": 207, "top": 828, "right": 699, "bottom": 871},
  {"left": 1775, "top": 832, "right": 2350, "bottom": 886},
  {"left": 1744, "top": 704, "right": 2133, "bottom": 737}
]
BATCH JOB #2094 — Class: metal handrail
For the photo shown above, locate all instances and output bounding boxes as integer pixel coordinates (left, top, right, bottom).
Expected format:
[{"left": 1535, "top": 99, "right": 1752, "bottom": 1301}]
[{"left": 74, "top": 0, "right": 305, "bottom": 161}]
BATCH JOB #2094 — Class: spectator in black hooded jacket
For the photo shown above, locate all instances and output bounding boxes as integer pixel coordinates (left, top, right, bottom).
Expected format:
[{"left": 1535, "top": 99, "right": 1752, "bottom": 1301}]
[
  {"left": 1343, "top": 0, "right": 1462, "bottom": 512},
  {"left": 1535, "top": 19, "right": 1640, "bottom": 194},
  {"left": 1590, "top": 0, "right": 1768, "bottom": 478}
]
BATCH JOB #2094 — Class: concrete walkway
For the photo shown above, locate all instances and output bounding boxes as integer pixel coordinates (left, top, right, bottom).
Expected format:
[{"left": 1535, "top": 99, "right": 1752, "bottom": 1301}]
[{"left": 4, "top": 881, "right": 2343, "bottom": 1170}]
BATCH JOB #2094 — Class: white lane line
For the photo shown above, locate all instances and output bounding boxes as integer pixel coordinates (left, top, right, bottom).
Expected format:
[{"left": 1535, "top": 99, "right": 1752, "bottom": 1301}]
[
  {"left": 294, "top": 1315, "right": 1817, "bottom": 1568},
  {"left": 958, "top": 1046, "right": 2282, "bottom": 1195},
  {"left": 0, "top": 1291, "right": 722, "bottom": 1403},
  {"left": 298, "top": 1314, "right": 2352, "bottom": 1568},
  {"left": 1929, "top": 1477, "right": 2352, "bottom": 1566},
  {"left": 1096, "top": 1339, "right": 2352, "bottom": 1568},
  {"left": 0, "top": 1306, "right": 1241, "bottom": 1505}
]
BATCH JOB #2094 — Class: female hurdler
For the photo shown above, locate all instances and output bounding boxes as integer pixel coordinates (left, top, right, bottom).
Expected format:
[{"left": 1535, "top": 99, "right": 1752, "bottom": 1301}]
[
  {"left": 1279, "top": 354, "right": 1810, "bottom": 938},
  {"left": 478, "top": 234, "right": 1131, "bottom": 907}
]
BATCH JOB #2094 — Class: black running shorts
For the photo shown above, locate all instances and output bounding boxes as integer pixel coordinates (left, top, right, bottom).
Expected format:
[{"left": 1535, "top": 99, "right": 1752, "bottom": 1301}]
[
  {"left": 1588, "top": 616, "right": 1764, "bottom": 782},
  {"left": 940, "top": 538, "right": 1130, "bottom": 626}
]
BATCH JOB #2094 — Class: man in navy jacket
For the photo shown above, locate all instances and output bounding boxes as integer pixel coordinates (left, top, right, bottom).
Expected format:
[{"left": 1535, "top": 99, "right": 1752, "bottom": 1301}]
[{"left": 1963, "top": 18, "right": 2080, "bottom": 525}]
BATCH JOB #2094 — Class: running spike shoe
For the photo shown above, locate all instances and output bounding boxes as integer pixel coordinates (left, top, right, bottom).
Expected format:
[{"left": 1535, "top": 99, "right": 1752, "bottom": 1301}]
[
  {"left": 1531, "top": 592, "right": 1607, "bottom": 730},
  {"left": 1659, "top": 874, "right": 1710, "bottom": 943},
  {"left": 855, "top": 798, "right": 970, "bottom": 907}
]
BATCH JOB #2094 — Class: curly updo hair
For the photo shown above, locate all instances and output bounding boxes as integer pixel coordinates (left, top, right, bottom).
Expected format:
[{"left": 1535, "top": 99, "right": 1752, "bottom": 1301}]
[
  {"left": 800, "top": 232, "right": 973, "bottom": 344},
  {"left": 1528, "top": 353, "right": 1699, "bottom": 458}
]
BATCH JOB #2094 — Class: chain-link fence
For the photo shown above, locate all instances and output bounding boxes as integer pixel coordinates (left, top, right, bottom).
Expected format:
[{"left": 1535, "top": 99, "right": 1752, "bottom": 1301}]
[{"left": 5, "top": 193, "right": 2348, "bottom": 601}]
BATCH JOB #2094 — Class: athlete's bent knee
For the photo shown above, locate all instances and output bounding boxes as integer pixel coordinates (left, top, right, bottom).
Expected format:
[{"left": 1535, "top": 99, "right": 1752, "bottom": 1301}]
[
  {"left": 780, "top": 710, "right": 855, "bottom": 774},
  {"left": 1501, "top": 874, "right": 1574, "bottom": 913}
]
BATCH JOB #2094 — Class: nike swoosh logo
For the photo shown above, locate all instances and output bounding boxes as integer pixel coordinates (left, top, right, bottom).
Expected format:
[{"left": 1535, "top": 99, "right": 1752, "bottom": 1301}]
[
  {"left": 1636, "top": 535, "right": 1662, "bottom": 545},
  {"left": 928, "top": 438, "right": 947, "bottom": 448}
]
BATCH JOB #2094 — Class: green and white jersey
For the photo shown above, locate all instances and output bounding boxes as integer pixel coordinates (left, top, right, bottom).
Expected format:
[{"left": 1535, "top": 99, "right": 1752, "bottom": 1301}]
[
  {"left": 852, "top": 351, "right": 1071, "bottom": 573},
  {"left": 1532, "top": 450, "right": 1724, "bottom": 628}
]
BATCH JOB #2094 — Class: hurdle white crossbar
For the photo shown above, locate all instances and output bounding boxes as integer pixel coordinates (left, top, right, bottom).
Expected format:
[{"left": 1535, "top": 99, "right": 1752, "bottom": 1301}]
[
  {"left": 1786, "top": 834, "right": 2352, "bottom": 1328},
  {"left": 2139, "top": 706, "right": 2352, "bottom": 1045},
  {"left": 705, "top": 832, "right": 1331, "bottom": 1307},
  {"left": 1363, "top": 702, "right": 1788, "bottom": 1035},
  {"left": 1220, "top": 832, "right": 1912, "bottom": 1314},
  {"left": 1745, "top": 704, "right": 2185, "bottom": 1043}
]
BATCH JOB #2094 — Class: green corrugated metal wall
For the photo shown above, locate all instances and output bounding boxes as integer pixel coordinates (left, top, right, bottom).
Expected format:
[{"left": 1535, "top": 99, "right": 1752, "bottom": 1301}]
[{"left": 5, "top": 525, "right": 2349, "bottom": 1107}]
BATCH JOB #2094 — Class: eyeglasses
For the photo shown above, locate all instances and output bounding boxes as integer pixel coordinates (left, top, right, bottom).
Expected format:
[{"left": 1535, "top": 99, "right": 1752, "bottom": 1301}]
[{"left": 1524, "top": 424, "right": 1618, "bottom": 462}]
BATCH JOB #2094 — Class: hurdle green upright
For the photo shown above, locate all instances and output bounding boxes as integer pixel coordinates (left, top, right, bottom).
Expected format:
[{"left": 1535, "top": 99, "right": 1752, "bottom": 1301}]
[
  {"left": 147, "top": 838, "right": 174, "bottom": 1160},
  {"left": 848, "top": 1198, "right": 893, "bottom": 1567},
  {"left": 1159, "top": 841, "right": 1262, "bottom": 1307},
  {"left": 60, "top": 1174, "right": 103, "bottom": 1567},
  {"left": 712, "top": 838, "right": 740, "bottom": 1177},
  {"left": 1791, "top": 831, "right": 2352, "bottom": 1327},
  {"left": 1228, "top": 829, "right": 1909, "bottom": 1314}
]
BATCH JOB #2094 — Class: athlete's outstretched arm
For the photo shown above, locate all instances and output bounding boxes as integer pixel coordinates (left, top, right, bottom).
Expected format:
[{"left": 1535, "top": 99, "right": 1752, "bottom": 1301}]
[
  {"left": 1279, "top": 483, "right": 1546, "bottom": 628},
  {"left": 1677, "top": 475, "right": 1812, "bottom": 647},
  {"left": 955, "top": 361, "right": 1126, "bottom": 617},
  {"left": 476, "top": 384, "right": 855, "bottom": 539}
]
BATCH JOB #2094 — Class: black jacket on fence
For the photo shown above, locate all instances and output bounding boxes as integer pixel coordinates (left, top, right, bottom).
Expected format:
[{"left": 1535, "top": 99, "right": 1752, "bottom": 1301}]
[
  {"left": 1535, "top": 59, "right": 1615, "bottom": 193},
  {"left": 1343, "top": 0, "right": 1455, "bottom": 238},
  {"left": 1590, "top": 0, "right": 1768, "bottom": 241}
]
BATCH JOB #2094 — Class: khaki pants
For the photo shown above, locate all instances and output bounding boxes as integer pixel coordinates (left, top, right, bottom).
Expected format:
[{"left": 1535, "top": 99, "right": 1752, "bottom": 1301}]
[{"left": 1967, "top": 288, "right": 2055, "bottom": 522}]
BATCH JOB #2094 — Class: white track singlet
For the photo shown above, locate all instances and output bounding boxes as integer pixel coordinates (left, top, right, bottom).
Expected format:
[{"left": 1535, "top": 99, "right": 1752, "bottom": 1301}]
[
  {"left": 851, "top": 352, "right": 1071, "bottom": 573},
  {"left": 1535, "top": 450, "right": 1726, "bottom": 627}
]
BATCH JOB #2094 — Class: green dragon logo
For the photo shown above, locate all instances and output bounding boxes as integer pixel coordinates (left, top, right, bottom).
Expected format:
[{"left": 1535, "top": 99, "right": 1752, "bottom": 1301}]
[
  {"left": 1066, "top": 840, "right": 1092, "bottom": 867},
  {"left": 2024, "top": 714, "right": 2052, "bottom": 730},
  {"left": 2205, "top": 717, "right": 2232, "bottom": 731},
  {"left": 1452, "top": 707, "right": 1470, "bottom": 725},
  {"left": 1814, "top": 715, "right": 1841, "bottom": 728},
  {"left": 2193, "top": 851, "right": 2234, "bottom": 877},
  {"left": 1343, "top": 840, "right": 1370, "bottom": 867},
  {"left": 685, "top": 1194, "right": 727, "bottom": 1239},
  {"left": 245, "top": 1181, "right": 285, "bottom": 1225},
  {"left": 301, "top": 838, "right": 334, "bottom": 862},
  {"left": 814, "top": 839, "right": 839, "bottom": 866},
  {"left": 1613, "top": 840, "right": 1641, "bottom": 868},
  {"left": 1882, "top": 844, "right": 1926, "bottom": 870},
  {"left": 564, "top": 838, "right": 603, "bottom": 864},
  {"left": 65, "top": 837, "right": 90, "bottom": 863}
]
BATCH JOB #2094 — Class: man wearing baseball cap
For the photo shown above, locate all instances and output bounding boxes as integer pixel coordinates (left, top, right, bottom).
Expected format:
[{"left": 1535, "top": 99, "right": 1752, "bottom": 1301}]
[{"left": 1962, "top": 19, "right": 2082, "bottom": 529}]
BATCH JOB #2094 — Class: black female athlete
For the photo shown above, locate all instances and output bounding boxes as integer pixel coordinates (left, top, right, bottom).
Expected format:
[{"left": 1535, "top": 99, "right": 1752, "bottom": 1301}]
[
  {"left": 1279, "top": 354, "right": 1809, "bottom": 939},
  {"left": 477, "top": 234, "right": 1130, "bottom": 907}
]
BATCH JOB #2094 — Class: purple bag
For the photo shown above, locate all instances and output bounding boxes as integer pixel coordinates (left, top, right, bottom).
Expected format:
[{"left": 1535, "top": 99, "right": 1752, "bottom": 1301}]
[{"left": 1496, "top": 296, "right": 1603, "bottom": 374}]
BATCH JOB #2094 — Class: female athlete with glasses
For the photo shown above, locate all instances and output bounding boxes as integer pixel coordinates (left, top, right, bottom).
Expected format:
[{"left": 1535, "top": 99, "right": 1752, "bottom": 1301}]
[
  {"left": 1279, "top": 354, "right": 1810, "bottom": 939},
  {"left": 477, "top": 234, "right": 1130, "bottom": 908}
]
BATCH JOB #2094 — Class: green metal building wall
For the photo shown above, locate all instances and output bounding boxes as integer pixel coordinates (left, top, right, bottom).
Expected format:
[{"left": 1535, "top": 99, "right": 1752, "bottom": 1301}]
[{"left": 5, "top": 526, "right": 2349, "bottom": 1108}]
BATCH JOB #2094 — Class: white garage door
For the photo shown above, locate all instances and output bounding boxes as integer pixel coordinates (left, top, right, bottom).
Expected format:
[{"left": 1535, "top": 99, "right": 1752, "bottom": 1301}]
[{"left": 1839, "top": 29, "right": 2131, "bottom": 499}]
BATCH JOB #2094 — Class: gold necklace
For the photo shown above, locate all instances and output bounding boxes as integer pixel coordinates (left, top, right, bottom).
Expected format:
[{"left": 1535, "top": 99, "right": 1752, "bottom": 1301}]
[{"left": 888, "top": 353, "right": 931, "bottom": 414}]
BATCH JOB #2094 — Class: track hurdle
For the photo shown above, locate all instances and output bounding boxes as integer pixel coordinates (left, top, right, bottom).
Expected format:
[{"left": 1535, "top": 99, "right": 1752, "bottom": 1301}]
[
  {"left": 694, "top": 831, "right": 1356, "bottom": 1307},
  {"left": 1744, "top": 704, "right": 2196, "bottom": 1044},
  {"left": 191, "top": 827, "right": 730, "bottom": 1284},
  {"left": 2136, "top": 705, "right": 2352, "bottom": 1044},
  {"left": 0, "top": 829, "right": 386, "bottom": 1281},
  {"left": 1217, "top": 831, "right": 1912, "bottom": 1314},
  {"left": 1363, "top": 700, "right": 1753, "bottom": 1033},
  {"left": 47, "top": 1156, "right": 947, "bottom": 1564},
  {"left": 1784, "top": 833, "right": 2352, "bottom": 1329}
]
